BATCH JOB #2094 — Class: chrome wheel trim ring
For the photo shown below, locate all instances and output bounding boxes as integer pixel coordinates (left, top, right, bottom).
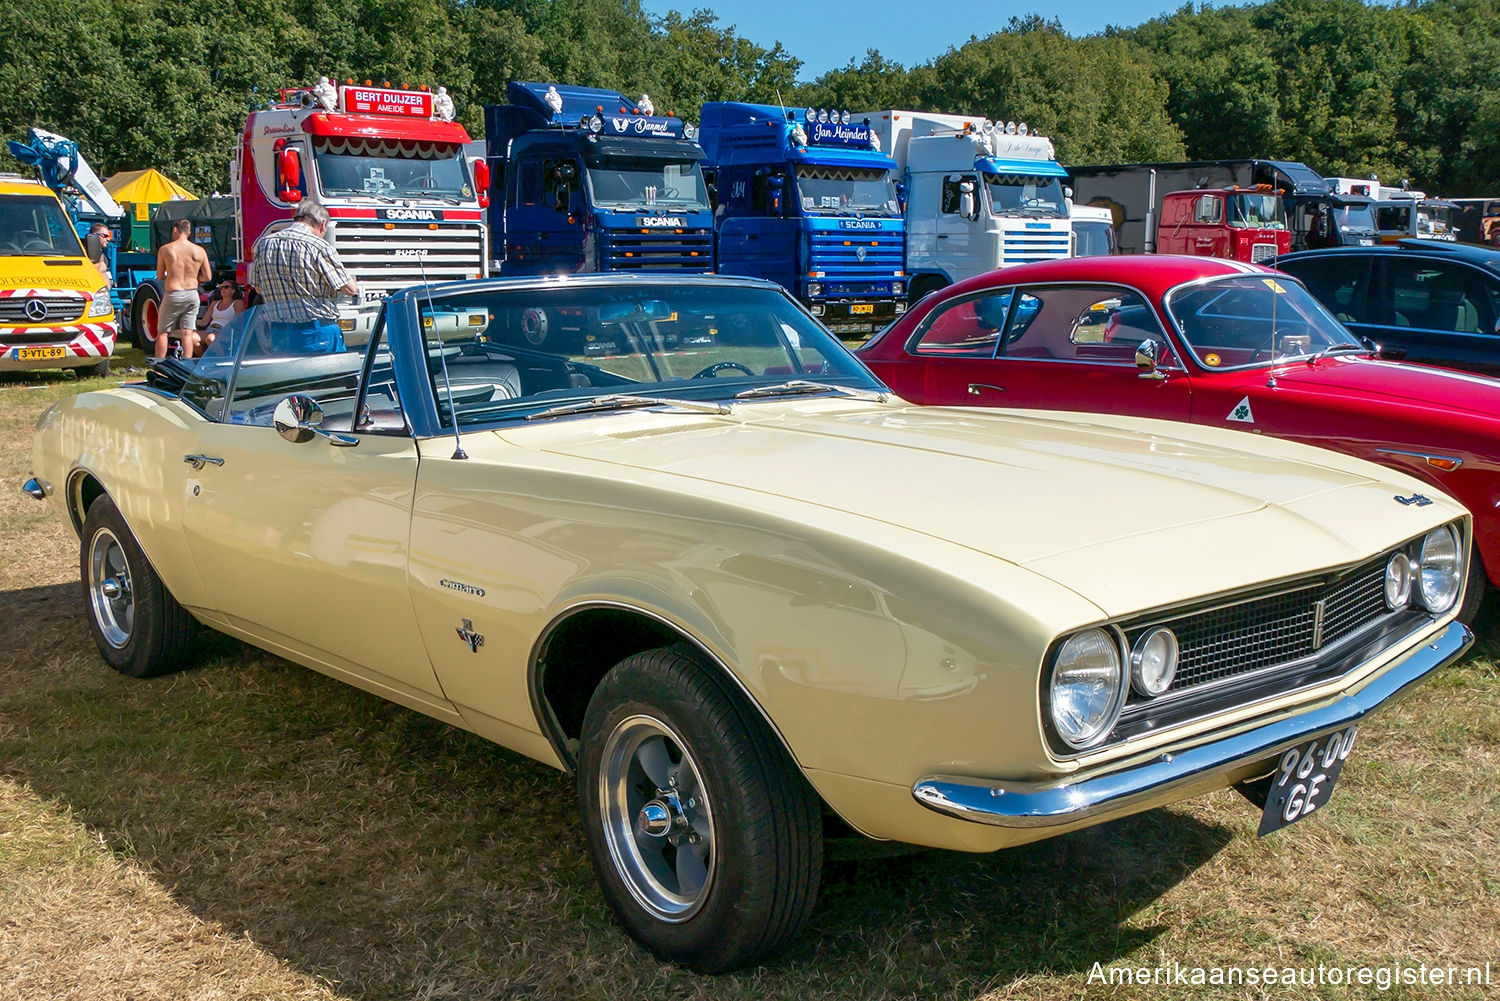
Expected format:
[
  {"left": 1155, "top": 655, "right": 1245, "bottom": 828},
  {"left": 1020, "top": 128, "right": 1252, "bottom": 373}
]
[
  {"left": 599, "top": 713, "right": 715, "bottom": 922},
  {"left": 87, "top": 527, "right": 134, "bottom": 649}
]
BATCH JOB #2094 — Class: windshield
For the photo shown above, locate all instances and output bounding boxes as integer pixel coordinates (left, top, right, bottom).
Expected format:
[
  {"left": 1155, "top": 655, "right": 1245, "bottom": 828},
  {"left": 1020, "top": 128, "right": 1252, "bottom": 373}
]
[
  {"left": 0, "top": 195, "right": 85, "bottom": 257},
  {"left": 1228, "top": 193, "right": 1287, "bottom": 229},
  {"left": 983, "top": 174, "right": 1066, "bottom": 219},
  {"left": 417, "top": 283, "right": 882, "bottom": 427},
  {"left": 1333, "top": 203, "right": 1376, "bottom": 235},
  {"left": 1166, "top": 275, "right": 1362, "bottom": 371},
  {"left": 792, "top": 166, "right": 899, "bottom": 216},
  {"left": 1073, "top": 220, "right": 1115, "bottom": 256},
  {"left": 1417, "top": 205, "right": 1455, "bottom": 238},
  {"left": 313, "top": 143, "right": 473, "bottom": 202},
  {"left": 585, "top": 157, "right": 709, "bottom": 211}
]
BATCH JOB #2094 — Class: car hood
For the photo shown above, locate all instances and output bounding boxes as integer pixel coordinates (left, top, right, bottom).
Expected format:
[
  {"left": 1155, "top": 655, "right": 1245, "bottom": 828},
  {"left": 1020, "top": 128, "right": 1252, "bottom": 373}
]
[
  {"left": 1263, "top": 357, "right": 1500, "bottom": 418},
  {"left": 495, "top": 400, "right": 1454, "bottom": 618}
]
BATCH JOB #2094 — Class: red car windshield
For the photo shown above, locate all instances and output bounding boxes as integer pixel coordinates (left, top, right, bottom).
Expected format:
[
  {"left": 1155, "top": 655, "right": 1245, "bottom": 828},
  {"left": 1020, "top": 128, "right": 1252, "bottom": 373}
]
[{"left": 1165, "top": 275, "right": 1362, "bottom": 371}]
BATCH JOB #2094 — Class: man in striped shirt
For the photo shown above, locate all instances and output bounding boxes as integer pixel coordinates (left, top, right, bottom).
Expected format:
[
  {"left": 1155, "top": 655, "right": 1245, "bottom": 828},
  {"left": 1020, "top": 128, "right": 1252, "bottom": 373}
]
[{"left": 248, "top": 201, "right": 359, "bottom": 352}]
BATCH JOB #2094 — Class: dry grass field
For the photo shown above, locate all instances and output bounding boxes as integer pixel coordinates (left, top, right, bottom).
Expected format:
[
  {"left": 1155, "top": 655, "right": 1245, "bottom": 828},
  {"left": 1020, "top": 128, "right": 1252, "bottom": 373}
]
[{"left": 1, "top": 358, "right": 1497, "bottom": 1000}]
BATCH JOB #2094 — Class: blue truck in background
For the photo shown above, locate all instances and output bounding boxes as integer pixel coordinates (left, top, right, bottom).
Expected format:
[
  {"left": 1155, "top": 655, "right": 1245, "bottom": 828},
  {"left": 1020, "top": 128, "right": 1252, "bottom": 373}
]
[
  {"left": 697, "top": 103, "right": 906, "bottom": 337},
  {"left": 484, "top": 83, "right": 715, "bottom": 276}
]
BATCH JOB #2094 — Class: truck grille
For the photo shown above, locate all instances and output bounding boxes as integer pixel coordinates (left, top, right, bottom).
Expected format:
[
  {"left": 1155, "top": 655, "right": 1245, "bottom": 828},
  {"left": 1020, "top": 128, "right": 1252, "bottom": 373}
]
[
  {"left": 809, "top": 232, "right": 903, "bottom": 282},
  {"left": 1251, "top": 243, "right": 1278, "bottom": 263},
  {"left": 600, "top": 228, "right": 713, "bottom": 270},
  {"left": 330, "top": 222, "right": 485, "bottom": 290},
  {"left": 0, "top": 296, "right": 84, "bottom": 323},
  {"left": 999, "top": 224, "right": 1071, "bottom": 266}
]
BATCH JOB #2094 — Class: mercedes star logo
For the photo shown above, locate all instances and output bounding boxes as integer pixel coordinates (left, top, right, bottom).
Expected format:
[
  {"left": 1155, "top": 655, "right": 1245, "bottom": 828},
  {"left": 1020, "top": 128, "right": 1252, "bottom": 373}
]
[{"left": 23, "top": 298, "right": 48, "bottom": 321}]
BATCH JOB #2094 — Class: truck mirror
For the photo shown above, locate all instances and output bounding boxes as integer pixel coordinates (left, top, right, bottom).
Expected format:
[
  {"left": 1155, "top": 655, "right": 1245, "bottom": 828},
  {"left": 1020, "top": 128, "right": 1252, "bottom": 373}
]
[
  {"left": 277, "top": 148, "right": 302, "bottom": 203},
  {"left": 959, "top": 191, "right": 975, "bottom": 220},
  {"left": 472, "top": 158, "right": 492, "bottom": 209},
  {"left": 767, "top": 174, "right": 784, "bottom": 216}
]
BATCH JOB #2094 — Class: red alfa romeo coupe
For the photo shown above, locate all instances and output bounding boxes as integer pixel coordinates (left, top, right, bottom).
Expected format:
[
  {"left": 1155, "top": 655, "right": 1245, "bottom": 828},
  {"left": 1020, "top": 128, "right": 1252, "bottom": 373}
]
[{"left": 859, "top": 255, "right": 1500, "bottom": 621}]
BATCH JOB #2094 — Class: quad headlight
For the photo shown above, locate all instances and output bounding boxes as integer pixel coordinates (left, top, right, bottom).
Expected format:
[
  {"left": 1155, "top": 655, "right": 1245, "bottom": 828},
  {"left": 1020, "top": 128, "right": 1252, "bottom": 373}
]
[
  {"left": 1417, "top": 525, "right": 1463, "bottom": 613},
  {"left": 1384, "top": 551, "right": 1413, "bottom": 610},
  {"left": 1049, "top": 628, "right": 1126, "bottom": 749},
  {"left": 1129, "top": 627, "right": 1179, "bottom": 697}
]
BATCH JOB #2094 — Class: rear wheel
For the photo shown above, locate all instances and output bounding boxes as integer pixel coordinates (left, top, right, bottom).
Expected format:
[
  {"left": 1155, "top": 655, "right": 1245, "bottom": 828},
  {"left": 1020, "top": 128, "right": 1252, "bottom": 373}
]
[
  {"left": 80, "top": 495, "right": 197, "bottom": 678},
  {"left": 577, "top": 644, "right": 823, "bottom": 972},
  {"left": 131, "top": 284, "right": 162, "bottom": 352}
]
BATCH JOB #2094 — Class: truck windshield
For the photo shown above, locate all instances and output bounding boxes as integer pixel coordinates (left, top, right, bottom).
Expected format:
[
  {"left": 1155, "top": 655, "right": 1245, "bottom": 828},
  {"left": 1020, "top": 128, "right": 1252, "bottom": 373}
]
[
  {"left": 1073, "top": 220, "right": 1115, "bottom": 256},
  {"left": 1417, "top": 205, "right": 1455, "bottom": 238},
  {"left": 1227, "top": 194, "right": 1287, "bottom": 229},
  {"left": 1333, "top": 203, "right": 1376, "bottom": 236},
  {"left": 792, "top": 166, "right": 899, "bottom": 216},
  {"left": 314, "top": 144, "right": 473, "bottom": 202},
  {"left": 585, "top": 158, "right": 709, "bottom": 211},
  {"left": 0, "top": 195, "right": 86, "bottom": 256},
  {"left": 983, "top": 174, "right": 1066, "bottom": 218}
]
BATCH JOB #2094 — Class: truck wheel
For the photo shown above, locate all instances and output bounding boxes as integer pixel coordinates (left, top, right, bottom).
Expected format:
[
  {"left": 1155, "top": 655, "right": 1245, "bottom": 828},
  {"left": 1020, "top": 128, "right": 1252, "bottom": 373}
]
[
  {"left": 577, "top": 643, "right": 823, "bottom": 973},
  {"left": 131, "top": 284, "right": 162, "bottom": 352},
  {"left": 80, "top": 495, "right": 197, "bottom": 678}
]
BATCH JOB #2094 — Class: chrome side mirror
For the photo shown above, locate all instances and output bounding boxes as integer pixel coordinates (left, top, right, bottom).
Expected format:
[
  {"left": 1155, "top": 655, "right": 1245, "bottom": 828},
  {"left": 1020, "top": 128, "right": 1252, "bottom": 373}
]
[
  {"left": 1135, "top": 338, "right": 1167, "bottom": 381},
  {"left": 273, "top": 395, "right": 358, "bottom": 447}
]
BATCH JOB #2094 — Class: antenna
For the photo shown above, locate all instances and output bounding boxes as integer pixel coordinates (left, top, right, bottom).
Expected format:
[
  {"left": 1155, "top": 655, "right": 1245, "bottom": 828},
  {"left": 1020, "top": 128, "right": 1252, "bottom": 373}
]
[
  {"left": 776, "top": 89, "right": 789, "bottom": 122},
  {"left": 415, "top": 250, "right": 468, "bottom": 459}
]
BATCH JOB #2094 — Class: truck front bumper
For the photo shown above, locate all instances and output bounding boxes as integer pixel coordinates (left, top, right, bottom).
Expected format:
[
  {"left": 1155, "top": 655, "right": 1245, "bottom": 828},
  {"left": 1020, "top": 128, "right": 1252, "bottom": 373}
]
[
  {"left": 913, "top": 619, "right": 1472, "bottom": 828},
  {"left": 0, "top": 322, "right": 117, "bottom": 370}
]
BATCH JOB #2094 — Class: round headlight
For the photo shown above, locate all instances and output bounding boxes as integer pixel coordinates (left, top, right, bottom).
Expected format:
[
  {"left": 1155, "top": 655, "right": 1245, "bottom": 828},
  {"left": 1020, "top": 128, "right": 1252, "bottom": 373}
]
[
  {"left": 588, "top": 113, "right": 603, "bottom": 134},
  {"left": 1049, "top": 628, "right": 1124, "bottom": 749},
  {"left": 1418, "top": 525, "right": 1463, "bottom": 612},
  {"left": 1129, "top": 627, "right": 1179, "bottom": 697},
  {"left": 1384, "top": 551, "right": 1413, "bottom": 610}
]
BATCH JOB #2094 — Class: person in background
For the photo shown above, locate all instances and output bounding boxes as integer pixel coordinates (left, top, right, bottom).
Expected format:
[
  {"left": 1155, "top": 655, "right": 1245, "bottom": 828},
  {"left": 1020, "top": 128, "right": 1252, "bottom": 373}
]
[
  {"left": 84, "top": 222, "right": 112, "bottom": 284},
  {"left": 155, "top": 218, "right": 211, "bottom": 359},
  {"left": 196, "top": 277, "right": 244, "bottom": 355},
  {"left": 247, "top": 201, "right": 358, "bottom": 353}
]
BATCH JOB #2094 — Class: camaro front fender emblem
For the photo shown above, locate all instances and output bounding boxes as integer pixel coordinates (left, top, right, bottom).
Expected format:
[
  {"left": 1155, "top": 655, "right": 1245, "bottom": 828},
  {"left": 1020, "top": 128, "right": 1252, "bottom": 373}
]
[
  {"left": 455, "top": 618, "right": 484, "bottom": 653},
  {"left": 1394, "top": 493, "right": 1433, "bottom": 507}
]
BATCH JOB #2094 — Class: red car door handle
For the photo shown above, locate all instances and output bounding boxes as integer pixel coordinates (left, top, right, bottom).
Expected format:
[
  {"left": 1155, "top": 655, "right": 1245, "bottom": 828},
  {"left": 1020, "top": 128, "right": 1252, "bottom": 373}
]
[{"left": 967, "top": 383, "right": 1005, "bottom": 395}]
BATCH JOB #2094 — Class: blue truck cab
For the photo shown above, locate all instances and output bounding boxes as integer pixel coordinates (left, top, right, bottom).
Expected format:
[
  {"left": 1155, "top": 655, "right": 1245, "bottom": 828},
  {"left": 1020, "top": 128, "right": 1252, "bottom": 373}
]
[
  {"left": 697, "top": 103, "right": 906, "bottom": 337},
  {"left": 484, "top": 83, "right": 714, "bottom": 275}
]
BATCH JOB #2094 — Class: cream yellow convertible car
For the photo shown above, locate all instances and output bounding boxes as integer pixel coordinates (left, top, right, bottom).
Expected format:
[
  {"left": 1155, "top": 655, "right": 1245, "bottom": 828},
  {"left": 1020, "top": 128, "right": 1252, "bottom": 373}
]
[{"left": 25, "top": 275, "right": 1474, "bottom": 972}]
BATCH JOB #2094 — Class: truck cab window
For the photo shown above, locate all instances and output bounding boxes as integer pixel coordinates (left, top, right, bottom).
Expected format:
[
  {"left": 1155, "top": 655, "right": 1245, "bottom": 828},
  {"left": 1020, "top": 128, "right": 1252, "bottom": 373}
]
[
  {"left": 1194, "top": 195, "right": 1223, "bottom": 225},
  {"left": 941, "top": 175, "right": 979, "bottom": 218},
  {"left": 517, "top": 161, "right": 541, "bottom": 207}
]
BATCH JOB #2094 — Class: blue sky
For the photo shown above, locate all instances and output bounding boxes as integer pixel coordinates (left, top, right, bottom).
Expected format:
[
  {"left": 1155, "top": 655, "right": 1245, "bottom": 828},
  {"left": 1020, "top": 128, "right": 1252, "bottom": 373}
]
[{"left": 640, "top": 1, "right": 1219, "bottom": 79}]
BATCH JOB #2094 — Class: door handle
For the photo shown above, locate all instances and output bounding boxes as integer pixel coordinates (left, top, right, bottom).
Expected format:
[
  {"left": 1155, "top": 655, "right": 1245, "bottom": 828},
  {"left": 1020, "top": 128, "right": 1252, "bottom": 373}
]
[
  {"left": 937, "top": 234, "right": 950, "bottom": 239},
  {"left": 967, "top": 383, "right": 1005, "bottom": 395},
  {"left": 183, "top": 454, "right": 224, "bottom": 470}
]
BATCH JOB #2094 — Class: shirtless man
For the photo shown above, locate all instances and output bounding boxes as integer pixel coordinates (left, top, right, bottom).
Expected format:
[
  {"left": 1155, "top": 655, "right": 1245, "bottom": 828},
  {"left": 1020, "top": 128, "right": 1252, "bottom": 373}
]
[{"left": 155, "top": 218, "right": 211, "bottom": 358}]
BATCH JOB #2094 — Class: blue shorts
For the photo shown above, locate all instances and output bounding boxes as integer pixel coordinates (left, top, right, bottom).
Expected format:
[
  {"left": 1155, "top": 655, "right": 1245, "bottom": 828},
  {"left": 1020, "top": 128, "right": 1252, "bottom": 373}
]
[{"left": 269, "top": 319, "right": 345, "bottom": 354}]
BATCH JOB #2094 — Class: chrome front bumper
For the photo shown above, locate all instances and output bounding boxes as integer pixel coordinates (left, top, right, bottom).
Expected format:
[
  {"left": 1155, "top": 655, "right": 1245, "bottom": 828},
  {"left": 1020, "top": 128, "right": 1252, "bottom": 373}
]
[{"left": 913, "top": 620, "right": 1472, "bottom": 829}]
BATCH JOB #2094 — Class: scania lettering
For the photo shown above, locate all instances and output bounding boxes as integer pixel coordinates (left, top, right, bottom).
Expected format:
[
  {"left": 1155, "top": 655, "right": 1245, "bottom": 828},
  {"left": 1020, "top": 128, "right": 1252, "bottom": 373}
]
[
  {"left": 128, "top": 79, "right": 488, "bottom": 350},
  {"left": 698, "top": 104, "right": 905, "bottom": 336},
  {"left": 858, "top": 111, "right": 1072, "bottom": 299},
  {"left": 484, "top": 83, "right": 714, "bottom": 277}
]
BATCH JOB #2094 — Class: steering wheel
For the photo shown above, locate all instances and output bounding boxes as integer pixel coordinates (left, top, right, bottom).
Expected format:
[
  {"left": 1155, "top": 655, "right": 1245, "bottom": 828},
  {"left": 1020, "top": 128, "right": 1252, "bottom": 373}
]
[
  {"left": 11, "top": 231, "right": 50, "bottom": 252},
  {"left": 660, "top": 186, "right": 680, "bottom": 199},
  {"left": 691, "top": 361, "right": 755, "bottom": 379}
]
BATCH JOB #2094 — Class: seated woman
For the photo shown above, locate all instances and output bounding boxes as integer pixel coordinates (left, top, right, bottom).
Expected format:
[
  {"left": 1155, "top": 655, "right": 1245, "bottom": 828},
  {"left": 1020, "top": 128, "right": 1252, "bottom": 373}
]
[{"left": 195, "top": 279, "right": 245, "bottom": 356}]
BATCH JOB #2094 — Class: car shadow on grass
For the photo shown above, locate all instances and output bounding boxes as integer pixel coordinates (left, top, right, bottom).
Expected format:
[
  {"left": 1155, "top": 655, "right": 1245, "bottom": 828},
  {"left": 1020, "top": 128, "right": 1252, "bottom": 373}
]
[{"left": 1, "top": 579, "right": 1234, "bottom": 1000}]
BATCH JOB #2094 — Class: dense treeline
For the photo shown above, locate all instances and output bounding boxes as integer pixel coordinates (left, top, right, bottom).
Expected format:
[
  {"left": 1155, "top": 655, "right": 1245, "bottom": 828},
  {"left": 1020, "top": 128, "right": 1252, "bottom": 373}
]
[{"left": 1, "top": 0, "right": 1496, "bottom": 195}]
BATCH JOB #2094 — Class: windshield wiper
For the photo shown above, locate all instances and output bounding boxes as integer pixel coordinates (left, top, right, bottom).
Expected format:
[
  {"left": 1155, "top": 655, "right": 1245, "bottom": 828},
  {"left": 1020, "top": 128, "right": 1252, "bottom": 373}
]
[
  {"left": 734, "top": 380, "right": 887, "bottom": 402},
  {"left": 524, "top": 394, "right": 730, "bottom": 421}
]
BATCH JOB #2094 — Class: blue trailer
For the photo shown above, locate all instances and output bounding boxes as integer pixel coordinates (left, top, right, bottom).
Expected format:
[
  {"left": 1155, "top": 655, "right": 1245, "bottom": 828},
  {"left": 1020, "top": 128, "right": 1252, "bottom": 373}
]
[
  {"left": 697, "top": 104, "right": 906, "bottom": 337},
  {"left": 484, "top": 83, "right": 715, "bottom": 276}
]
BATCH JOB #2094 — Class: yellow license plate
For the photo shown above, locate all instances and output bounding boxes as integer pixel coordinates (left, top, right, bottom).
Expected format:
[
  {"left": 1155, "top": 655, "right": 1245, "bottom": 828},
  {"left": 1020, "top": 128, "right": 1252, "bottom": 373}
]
[
  {"left": 16, "top": 346, "right": 67, "bottom": 361},
  {"left": 850, "top": 304, "right": 874, "bottom": 315}
]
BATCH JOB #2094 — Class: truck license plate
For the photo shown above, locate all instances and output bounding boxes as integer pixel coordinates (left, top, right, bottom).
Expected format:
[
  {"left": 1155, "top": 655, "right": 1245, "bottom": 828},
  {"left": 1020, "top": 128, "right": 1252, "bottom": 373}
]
[
  {"left": 1257, "top": 726, "right": 1356, "bottom": 836},
  {"left": 850, "top": 304, "right": 874, "bottom": 315},
  {"left": 16, "top": 346, "right": 67, "bottom": 361}
]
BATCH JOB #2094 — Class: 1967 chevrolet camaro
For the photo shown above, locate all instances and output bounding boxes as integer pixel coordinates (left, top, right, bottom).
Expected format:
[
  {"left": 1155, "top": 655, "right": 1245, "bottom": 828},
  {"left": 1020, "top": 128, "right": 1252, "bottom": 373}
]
[{"left": 24, "top": 274, "right": 1474, "bottom": 971}]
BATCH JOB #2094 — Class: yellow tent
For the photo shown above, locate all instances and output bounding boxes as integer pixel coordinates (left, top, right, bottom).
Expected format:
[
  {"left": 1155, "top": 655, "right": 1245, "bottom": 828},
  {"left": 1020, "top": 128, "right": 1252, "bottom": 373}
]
[{"left": 104, "top": 169, "right": 196, "bottom": 247}]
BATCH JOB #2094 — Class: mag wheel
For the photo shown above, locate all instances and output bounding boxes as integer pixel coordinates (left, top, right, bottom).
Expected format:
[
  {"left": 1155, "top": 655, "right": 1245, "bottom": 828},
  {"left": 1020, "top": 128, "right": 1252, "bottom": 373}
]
[{"left": 578, "top": 644, "right": 823, "bottom": 973}]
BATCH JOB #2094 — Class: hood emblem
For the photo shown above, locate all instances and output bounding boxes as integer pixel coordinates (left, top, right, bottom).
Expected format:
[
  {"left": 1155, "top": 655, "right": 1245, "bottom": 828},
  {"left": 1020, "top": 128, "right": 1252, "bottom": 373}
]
[
  {"left": 855, "top": 246, "right": 867, "bottom": 262},
  {"left": 455, "top": 618, "right": 484, "bottom": 653},
  {"left": 23, "top": 298, "right": 49, "bottom": 321},
  {"left": 1394, "top": 493, "right": 1433, "bottom": 507}
]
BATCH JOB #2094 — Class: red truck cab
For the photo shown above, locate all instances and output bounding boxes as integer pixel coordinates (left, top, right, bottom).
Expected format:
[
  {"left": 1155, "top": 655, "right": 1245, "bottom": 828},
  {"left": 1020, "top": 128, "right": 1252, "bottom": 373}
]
[{"left": 1157, "top": 185, "right": 1291, "bottom": 264}]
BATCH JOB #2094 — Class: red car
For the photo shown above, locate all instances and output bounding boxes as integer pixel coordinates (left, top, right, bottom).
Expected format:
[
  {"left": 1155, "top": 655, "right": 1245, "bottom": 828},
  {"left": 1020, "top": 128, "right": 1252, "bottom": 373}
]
[{"left": 859, "top": 254, "right": 1500, "bottom": 620}]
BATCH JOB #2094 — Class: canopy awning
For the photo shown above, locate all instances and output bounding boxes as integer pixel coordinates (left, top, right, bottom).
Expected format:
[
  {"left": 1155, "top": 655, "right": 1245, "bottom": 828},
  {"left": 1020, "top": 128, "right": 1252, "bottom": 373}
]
[{"left": 103, "top": 167, "right": 195, "bottom": 204}]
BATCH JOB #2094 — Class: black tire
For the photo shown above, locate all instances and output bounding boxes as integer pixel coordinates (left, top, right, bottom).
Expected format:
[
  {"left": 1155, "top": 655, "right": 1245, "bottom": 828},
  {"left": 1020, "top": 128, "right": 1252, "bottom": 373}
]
[
  {"left": 577, "top": 643, "right": 822, "bottom": 973},
  {"left": 908, "top": 275, "right": 948, "bottom": 305},
  {"left": 131, "top": 283, "right": 162, "bottom": 352},
  {"left": 80, "top": 495, "right": 197, "bottom": 678},
  {"left": 1459, "top": 548, "right": 1488, "bottom": 627},
  {"left": 79, "top": 358, "right": 110, "bottom": 379}
]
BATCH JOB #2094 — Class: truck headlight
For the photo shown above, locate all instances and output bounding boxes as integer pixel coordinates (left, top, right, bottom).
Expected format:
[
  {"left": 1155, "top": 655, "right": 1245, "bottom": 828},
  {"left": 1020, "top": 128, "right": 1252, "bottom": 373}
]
[
  {"left": 1049, "top": 628, "right": 1125, "bottom": 749},
  {"left": 1417, "top": 525, "right": 1463, "bottom": 613},
  {"left": 88, "top": 295, "right": 113, "bottom": 317},
  {"left": 807, "top": 282, "right": 822, "bottom": 296}
]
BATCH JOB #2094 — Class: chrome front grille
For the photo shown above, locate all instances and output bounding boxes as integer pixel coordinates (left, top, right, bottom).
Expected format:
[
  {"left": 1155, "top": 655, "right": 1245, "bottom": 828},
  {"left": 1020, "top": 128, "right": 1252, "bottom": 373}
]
[
  {"left": 330, "top": 222, "right": 486, "bottom": 290},
  {"left": 1133, "top": 553, "right": 1393, "bottom": 699},
  {"left": 1251, "top": 243, "right": 1278, "bottom": 263},
  {"left": 0, "top": 296, "right": 85, "bottom": 323}
]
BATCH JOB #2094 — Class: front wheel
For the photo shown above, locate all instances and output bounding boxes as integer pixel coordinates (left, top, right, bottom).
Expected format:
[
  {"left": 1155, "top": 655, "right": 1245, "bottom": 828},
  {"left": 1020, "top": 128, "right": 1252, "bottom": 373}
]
[
  {"left": 80, "top": 495, "right": 197, "bottom": 677},
  {"left": 131, "top": 283, "right": 162, "bottom": 352},
  {"left": 577, "top": 644, "right": 823, "bottom": 972}
]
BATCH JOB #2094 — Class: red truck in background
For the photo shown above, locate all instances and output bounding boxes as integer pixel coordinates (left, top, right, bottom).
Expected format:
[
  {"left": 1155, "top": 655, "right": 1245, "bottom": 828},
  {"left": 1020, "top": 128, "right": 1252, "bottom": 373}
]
[{"left": 1155, "top": 185, "right": 1292, "bottom": 264}]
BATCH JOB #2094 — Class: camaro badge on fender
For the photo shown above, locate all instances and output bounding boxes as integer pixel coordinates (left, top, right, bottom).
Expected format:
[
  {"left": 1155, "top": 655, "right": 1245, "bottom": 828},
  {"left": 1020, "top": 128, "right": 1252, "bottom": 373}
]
[
  {"left": 1394, "top": 493, "right": 1433, "bottom": 507},
  {"left": 456, "top": 619, "right": 484, "bottom": 652}
]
